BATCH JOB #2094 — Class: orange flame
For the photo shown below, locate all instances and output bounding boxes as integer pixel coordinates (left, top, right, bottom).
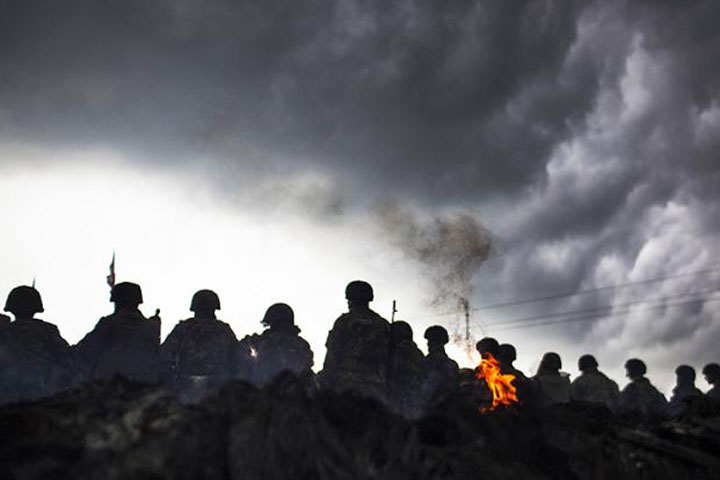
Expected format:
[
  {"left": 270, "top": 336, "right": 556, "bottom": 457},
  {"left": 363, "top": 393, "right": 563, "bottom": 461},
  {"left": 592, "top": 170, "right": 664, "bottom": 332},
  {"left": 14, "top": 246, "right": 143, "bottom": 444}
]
[{"left": 475, "top": 353, "right": 518, "bottom": 413}]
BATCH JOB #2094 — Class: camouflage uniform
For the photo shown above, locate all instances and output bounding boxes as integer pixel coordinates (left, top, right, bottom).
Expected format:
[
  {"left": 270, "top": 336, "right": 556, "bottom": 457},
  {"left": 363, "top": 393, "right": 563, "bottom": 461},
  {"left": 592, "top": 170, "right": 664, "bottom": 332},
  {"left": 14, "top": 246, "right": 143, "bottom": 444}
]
[
  {"left": 248, "top": 326, "right": 314, "bottom": 387},
  {"left": 321, "top": 307, "right": 391, "bottom": 403},
  {"left": 668, "top": 384, "right": 704, "bottom": 416},
  {"left": 422, "top": 349, "right": 460, "bottom": 407},
  {"left": 74, "top": 309, "right": 161, "bottom": 383},
  {"left": 387, "top": 338, "right": 426, "bottom": 417},
  {"left": 534, "top": 372, "right": 571, "bottom": 406},
  {"left": 0, "top": 317, "right": 74, "bottom": 402},
  {"left": 618, "top": 377, "right": 668, "bottom": 416},
  {"left": 708, "top": 386, "right": 720, "bottom": 401},
  {"left": 161, "top": 317, "right": 238, "bottom": 397},
  {"left": 570, "top": 370, "right": 620, "bottom": 408}
]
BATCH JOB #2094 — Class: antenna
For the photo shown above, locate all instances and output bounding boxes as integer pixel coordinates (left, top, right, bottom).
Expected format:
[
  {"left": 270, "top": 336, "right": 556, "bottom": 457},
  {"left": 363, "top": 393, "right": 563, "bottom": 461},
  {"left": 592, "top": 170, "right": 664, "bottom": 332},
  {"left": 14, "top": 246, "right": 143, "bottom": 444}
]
[{"left": 391, "top": 300, "right": 398, "bottom": 323}]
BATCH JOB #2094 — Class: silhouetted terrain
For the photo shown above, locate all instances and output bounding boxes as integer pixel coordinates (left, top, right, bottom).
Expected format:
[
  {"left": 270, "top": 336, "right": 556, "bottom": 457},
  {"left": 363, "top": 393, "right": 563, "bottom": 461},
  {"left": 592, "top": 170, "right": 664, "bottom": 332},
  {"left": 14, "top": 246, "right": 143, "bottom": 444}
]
[{"left": 1, "top": 375, "right": 719, "bottom": 480}]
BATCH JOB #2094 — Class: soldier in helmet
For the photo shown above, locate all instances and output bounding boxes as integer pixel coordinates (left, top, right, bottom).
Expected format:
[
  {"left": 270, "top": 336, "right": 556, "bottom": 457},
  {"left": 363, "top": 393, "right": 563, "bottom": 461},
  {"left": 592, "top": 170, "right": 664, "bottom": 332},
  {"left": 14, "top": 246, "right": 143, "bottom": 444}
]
[
  {"left": 618, "top": 358, "right": 667, "bottom": 417},
  {"left": 668, "top": 365, "right": 704, "bottom": 416},
  {"left": 702, "top": 363, "right": 720, "bottom": 402},
  {"left": 421, "top": 325, "right": 460, "bottom": 408},
  {"left": 476, "top": 337, "right": 500, "bottom": 361},
  {"left": 0, "top": 286, "right": 74, "bottom": 402},
  {"left": 387, "top": 321, "right": 425, "bottom": 417},
  {"left": 497, "top": 343, "right": 527, "bottom": 380},
  {"left": 496, "top": 343, "right": 534, "bottom": 406},
  {"left": 244, "top": 303, "right": 314, "bottom": 388},
  {"left": 569, "top": 354, "right": 619, "bottom": 409},
  {"left": 74, "top": 282, "right": 161, "bottom": 384},
  {"left": 160, "top": 290, "right": 238, "bottom": 401},
  {"left": 532, "top": 352, "right": 571, "bottom": 407},
  {"left": 320, "top": 280, "right": 391, "bottom": 403}
]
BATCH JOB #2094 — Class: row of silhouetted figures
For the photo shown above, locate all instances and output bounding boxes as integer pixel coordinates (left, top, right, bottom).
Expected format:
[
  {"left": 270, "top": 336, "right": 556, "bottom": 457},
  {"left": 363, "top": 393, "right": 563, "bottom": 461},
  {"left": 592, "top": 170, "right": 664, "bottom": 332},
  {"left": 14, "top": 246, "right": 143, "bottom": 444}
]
[{"left": 1, "top": 281, "right": 719, "bottom": 418}]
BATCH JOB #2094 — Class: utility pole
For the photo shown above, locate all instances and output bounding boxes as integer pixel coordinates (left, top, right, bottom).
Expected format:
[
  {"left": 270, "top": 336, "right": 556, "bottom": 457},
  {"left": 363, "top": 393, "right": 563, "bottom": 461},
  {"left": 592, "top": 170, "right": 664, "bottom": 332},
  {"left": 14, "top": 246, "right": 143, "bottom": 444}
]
[
  {"left": 461, "top": 297, "right": 470, "bottom": 342},
  {"left": 391, "top": 300, "right": 397, "bottom": 323}
]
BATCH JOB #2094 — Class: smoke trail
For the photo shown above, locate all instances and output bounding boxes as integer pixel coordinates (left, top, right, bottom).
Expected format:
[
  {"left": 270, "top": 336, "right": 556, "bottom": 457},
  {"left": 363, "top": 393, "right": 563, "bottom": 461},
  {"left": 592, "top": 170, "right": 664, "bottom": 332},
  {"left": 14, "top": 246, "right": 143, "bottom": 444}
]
[{"left": 373, "top": 202, "right": 493, "bottom": 307}]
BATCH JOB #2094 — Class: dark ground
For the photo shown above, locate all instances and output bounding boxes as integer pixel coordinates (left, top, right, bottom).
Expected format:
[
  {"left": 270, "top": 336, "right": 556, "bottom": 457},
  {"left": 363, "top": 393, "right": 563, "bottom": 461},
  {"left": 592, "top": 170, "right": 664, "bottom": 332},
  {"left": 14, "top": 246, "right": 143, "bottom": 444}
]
[{"left": 1, "top": 375, "right": 719, "bottom": 480}]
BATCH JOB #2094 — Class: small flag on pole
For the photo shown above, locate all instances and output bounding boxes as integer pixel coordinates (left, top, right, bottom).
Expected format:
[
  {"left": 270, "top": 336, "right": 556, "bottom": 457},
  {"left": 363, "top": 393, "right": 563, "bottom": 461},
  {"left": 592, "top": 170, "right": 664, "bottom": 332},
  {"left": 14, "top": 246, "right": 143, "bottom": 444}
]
[{"left": 106, "top": 252, "right": 116, "bottom": 288}]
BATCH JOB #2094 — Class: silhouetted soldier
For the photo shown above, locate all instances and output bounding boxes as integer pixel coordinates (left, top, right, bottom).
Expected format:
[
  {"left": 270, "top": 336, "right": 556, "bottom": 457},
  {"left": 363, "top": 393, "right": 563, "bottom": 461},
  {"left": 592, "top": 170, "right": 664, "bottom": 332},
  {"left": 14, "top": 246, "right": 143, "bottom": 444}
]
[
  {"left": 497, "top": 343, "right": 533, "bottom": 405},
  {"left": 387, "top": 321, "right": 425, "bottom": 417},
  {"left": 569, "top": 354, "right": 619, "bottom": 409},
  {"left": 702, "top": 363, "right": 720, "bottom": 401},
  {"left": 497, "top": 343, "right": 527, "bottom": 379},
  {"left": 0, "top": 286, "right": 74, "bottom": 402},
  {"left": 476, "top": 337, "right": 500, "bottom": 360},
  {"left": 161, "top": 290, "right": 238, "bottom": 400},
  {"left": 248, "top": 303, "right": 314, "bottom": 387},
  {"left": 618, "top": 358, "right": 667, "bottom": 416},
  {"left": 421, "top": 325, "right": 460, "bottom": 408},
  {"left": 533, "top": 352, "right": 570, "bottom": 407},
  {"left": 668, "top": 365, "right": 704, "bottom": 416},
  {"left": 74, "top": 282, "right": 161, "bottom": 383},
  {"left": 321, "top": 280, "right": 391, "bottom": 403}
]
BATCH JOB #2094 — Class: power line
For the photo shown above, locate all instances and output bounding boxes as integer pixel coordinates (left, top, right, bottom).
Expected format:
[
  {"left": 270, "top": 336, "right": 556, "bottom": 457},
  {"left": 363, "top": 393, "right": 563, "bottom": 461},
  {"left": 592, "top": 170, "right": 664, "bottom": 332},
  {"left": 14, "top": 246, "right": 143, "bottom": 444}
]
[
  {"left": 472, "top": 266, "right": 720, "bottom": 311},
  {"left": 482, "top": 286, "right": 720, "bottom": 327},
  {"left": 403, "top": 265, "right": 720, "bottom": 321},
  {"left": 487, "top": 295, "right": 720, "bottom": 332}
]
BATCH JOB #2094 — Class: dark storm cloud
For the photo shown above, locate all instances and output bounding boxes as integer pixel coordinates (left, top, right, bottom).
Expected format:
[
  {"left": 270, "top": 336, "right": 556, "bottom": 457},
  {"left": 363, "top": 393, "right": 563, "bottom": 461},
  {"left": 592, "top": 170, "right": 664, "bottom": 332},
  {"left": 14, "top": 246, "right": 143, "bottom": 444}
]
[
  {"left": 0, "top": 0, "right": 589, "bottom": 200},
  {"left": 2, "top": 0, "right": 720, "bottom": 376}
]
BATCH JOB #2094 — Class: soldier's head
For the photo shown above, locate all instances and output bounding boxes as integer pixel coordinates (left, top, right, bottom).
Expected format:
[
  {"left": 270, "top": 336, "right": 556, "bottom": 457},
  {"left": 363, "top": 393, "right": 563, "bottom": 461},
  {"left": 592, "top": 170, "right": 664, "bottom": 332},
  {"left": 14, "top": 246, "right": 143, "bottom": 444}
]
[
  {"left": 675, "top": 365, "right": 696, "bottom": 386},
  {"left": 624, "top": 358, "right": 646, "bottom": 380},
  {"left": 497, "top": 343, "right": 517, "bottom": 365},
  {"left": 539, "top": 352, "right": 562, "bottom": 373},
  {"left": 345, "top": 280, "right": 373, "bottom": 309},
  {"left": 4, "top": 285, "right": 44, "bottom": 319},
  {"left": 424, "top": 325, "right": 449, "bottom": 350},
  {"left": 262, "top": 303, "right": 295, "bottom": 331},
  {"left": 476, "top": 337, "right": 500, "bottom": 360},
  {"left": 190, "top": 289, "right": 221, "bottom": 319},
  {"left": 578, "top": 354, "right": 599, "bottom": 372},
  {"left": 390, "top": 321, "right": 413, "bottom": 344},
  {"left": 110, "top": 282, "right": 143, "bottom": 311},
  {"left": 702, "top": 363, "right": 720, "bottom": 386}
]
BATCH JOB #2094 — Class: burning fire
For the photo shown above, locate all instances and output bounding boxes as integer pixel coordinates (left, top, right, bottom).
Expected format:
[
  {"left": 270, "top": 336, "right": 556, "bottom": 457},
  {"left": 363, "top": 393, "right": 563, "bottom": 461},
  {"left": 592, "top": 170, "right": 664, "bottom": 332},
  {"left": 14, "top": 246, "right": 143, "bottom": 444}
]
[{"left": 475, "top": 353, "right": 518, "bottom": 413}]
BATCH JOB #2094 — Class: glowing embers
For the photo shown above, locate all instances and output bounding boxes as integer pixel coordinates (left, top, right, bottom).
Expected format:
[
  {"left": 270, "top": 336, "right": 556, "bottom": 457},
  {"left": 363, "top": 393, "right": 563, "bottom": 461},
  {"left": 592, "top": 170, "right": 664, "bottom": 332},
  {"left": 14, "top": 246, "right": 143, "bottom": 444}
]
[{"left": 475, "top": 353, "right": 518, "bottom": 413}]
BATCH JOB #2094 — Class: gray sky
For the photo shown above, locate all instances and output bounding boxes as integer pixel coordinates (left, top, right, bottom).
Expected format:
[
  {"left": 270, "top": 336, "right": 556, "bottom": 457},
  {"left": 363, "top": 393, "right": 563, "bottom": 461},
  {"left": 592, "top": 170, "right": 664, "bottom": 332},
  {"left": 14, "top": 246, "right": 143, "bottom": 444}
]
[{"left": 1, "top": 0, "right": 719, "bottom": 393}]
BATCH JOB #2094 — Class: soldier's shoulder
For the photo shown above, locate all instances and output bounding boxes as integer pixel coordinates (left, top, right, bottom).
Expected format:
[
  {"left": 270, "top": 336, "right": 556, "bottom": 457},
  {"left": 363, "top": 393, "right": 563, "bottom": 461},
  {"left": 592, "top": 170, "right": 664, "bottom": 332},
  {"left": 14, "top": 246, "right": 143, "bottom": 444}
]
[
  {"left": 367, "top": 309, "right": 390, "bottom": 324},
  {"left": 33, "top": 318, "right": 63, "bottom": 335},
  {"left": 0, "top": 313, "right": 10, "bottom": 325}
]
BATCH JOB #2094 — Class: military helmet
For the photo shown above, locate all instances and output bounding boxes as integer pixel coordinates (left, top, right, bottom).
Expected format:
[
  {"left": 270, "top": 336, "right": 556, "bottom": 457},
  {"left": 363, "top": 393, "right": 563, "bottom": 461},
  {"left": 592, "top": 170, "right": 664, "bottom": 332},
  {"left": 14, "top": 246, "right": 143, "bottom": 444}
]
[
  {"left": 424, "top": 325, "right": 449, "bottom": 345},
  {"left": 262, "top": 303, "right": 294, "bottom": 328},
  {"left": 498, "top": 343, "right": 517, "bottom": 363},
  {"left": 540, "top": 352, "right": 562, "bottom": 371},
  {"left": 578, "top": 354, "right": 599, "bottom": 371},
  {"left": 110, "top": 282, "right": 143, "bottom": 305},
  {"left": 625, "top": 358, "right": 646, "bottom": 377},
  {"left": 391, "top": 321, "right": 413, "bottom": 342},
  {"left": 702, "top": 363, "right": 720, "bottom": 378},
  {"left": 476, "top": 337, "right": 500, "bottom": 357},
  {"left": 675, "top": 364, "right": 696, "bottom": 382},
  {"left": 345, "top": 280, "right": 374, "bottom": 303},
  {"left": 4, "top": 286, "right": 44, "bottom": 314},
  {"left": 190, "top": 289, "right": 221, "bottom": 312}
]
